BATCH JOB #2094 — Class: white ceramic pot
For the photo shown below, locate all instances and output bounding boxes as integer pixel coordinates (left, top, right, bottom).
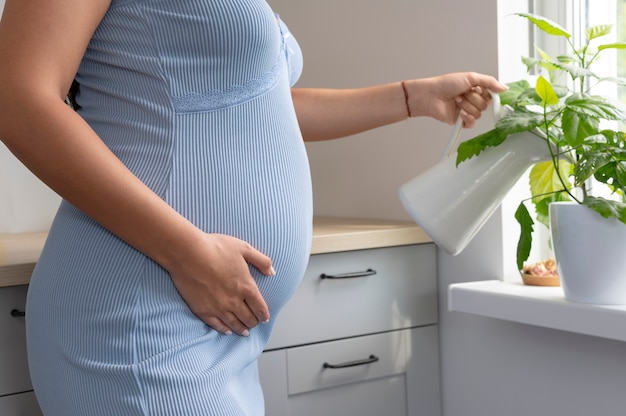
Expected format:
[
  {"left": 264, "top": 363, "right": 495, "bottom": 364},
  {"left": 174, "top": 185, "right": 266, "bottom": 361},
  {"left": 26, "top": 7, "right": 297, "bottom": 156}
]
[
  {"left": 399, "top": 131, "right": 551, "bottom": 255},
  {"left": 550, "top": 201, "right": 626, "bottom": 305}
]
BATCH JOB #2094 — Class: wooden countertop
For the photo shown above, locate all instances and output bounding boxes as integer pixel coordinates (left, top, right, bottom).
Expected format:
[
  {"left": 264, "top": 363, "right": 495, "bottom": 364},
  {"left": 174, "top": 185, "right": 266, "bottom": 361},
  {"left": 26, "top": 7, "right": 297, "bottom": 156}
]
[
  {"left": 0, "top": 232, "right": 47, "bottom": 287},
  {"left": 0, "top": 217, "right": 431, "bottom": 287},
  {"left": 310, "top": 216, "right": 430, "bottom": 254}
]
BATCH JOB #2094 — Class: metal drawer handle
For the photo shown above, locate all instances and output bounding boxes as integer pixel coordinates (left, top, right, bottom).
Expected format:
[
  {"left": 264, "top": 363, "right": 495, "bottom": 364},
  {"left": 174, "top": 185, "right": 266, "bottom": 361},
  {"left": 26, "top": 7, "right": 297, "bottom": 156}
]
[
  {"left": 320, "top": 268, "right": 377, "bottom": 280},
  {"left": 10, "top": 309, "right": 26, "bottom": 318},
  {"left": 323, "top": 354, "right": 379, "bottom": 369}
]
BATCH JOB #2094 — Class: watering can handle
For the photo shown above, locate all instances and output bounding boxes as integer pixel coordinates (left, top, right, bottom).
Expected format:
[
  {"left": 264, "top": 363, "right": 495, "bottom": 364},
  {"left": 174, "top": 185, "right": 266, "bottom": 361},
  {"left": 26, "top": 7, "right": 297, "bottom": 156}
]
[{"left": 440, "top": 90, "right": 502, "bottom": 161}]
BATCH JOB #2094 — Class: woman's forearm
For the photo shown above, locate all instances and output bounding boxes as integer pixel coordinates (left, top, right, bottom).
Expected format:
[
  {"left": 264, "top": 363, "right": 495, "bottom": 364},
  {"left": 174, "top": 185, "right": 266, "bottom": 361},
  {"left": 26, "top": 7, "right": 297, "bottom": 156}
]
[
  {"left": 0, "top": 0, "right": 199, "bottom": 271},
  {"left": 292, "top": 73, "right": 505, "bottom": 142},
  {"left": 0, "top": 92, "right": 200, "bottom": 272},
  {"left": 291, "top": 82, "right": 411, "bottom": 142}
]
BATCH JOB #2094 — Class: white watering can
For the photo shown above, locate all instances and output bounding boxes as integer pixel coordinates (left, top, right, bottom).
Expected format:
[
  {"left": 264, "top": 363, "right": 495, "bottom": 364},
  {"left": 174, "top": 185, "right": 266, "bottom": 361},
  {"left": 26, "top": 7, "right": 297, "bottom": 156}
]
[{"left": 398, "top": 94, "right": 552, "bottom": 255}]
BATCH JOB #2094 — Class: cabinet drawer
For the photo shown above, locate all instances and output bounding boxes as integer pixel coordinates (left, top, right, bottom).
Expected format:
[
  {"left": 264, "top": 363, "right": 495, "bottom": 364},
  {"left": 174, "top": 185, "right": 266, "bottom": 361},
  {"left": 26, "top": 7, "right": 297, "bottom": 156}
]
[
  {"left": 0, "top": 285, "right": 33, "bottom": 396},
  {"left": 267, "top": 244, "right": 437, "bottom": 349},
  {"left": 259, "top": 327, "right": 442, "bottom": 416},
  {"left": 286, "top": 326, "right": 441, "bottom": 416},
  {"left": 286, "top": 326, "right": 431, "bottom": 395},
  {"left": 0, "top": 391, "right": 43, "bottom": 416}
]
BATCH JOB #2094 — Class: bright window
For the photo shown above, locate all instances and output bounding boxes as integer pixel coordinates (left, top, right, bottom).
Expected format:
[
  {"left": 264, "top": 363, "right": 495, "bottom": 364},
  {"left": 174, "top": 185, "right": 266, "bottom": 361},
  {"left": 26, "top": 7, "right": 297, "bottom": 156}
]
[{"left": 498, "top": 0, "right": 626, "bottom": 277}]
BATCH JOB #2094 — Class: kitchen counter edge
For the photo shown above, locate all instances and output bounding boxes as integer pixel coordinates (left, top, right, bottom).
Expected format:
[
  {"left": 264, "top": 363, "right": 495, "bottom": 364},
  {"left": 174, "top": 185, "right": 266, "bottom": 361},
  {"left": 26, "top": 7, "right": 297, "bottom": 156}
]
[{"left": 0, "top": 217, "right": 431, "bottom": 287}]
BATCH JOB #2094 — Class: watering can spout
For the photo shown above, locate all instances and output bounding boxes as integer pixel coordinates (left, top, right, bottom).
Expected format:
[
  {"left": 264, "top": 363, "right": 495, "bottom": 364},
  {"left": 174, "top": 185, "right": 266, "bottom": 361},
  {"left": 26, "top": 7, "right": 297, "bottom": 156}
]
[{"left": 399, "top": 130, "right": 551, "bottom": 255}]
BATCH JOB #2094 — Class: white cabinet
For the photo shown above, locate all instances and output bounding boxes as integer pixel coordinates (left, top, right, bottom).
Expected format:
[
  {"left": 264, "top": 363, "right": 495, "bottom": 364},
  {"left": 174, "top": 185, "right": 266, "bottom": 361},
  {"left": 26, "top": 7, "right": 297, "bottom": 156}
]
[
  {"left": 0, "top": 285, "right": 42, "bottom": 415},
  {"left": 0, "top": 220, "right": 436, "bottom": 416},
  {"left": 260, "top": 243, "right": 441, "bottom": 416},
  {"left": 0, "top": 392, "right": 43, "bottom": 416}
]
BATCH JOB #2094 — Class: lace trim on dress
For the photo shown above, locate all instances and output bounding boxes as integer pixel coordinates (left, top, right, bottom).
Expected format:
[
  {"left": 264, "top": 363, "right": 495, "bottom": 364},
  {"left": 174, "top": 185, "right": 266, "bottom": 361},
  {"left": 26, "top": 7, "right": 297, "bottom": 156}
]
[
  {"left": 171, "top": 56, "right": 283, "bottom": 114},
  {"left": 171, "top": 30, "right": 287, "bottom": 114}
]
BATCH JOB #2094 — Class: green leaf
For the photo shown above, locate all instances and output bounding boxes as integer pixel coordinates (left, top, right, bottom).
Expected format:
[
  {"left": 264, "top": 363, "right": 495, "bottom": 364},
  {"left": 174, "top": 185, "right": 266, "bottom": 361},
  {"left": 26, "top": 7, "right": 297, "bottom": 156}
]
[
  {"left": 532, "top": 46, "right": 562, "bottom": 76},
  {"left": 528, "top": 161, "right": 573, "bottom": 228},
  {"left": 456, "top": 129, "right": 508, "bottom": 165},
  {"left": 529, "top": 160, "right": 573, "bottom": 201},
  {"left": 499, "top": 80, "right": 530, "bottom": 106},
  {"left": 575, "top": 147, "right": 613, "bottom": 184},
  {"left": 516, "top": 13, "right": 571, "bottom": 38},
  {"left": 561, "top": 108, "right": 599, "bottom": 147},
  {"left": 598, "top": 76, "right": 626, "bottom": 86},
  {"left": 594, "top": 161, "right": 626, "bottom": 189},
  {"left": 598, "top": 42, "right": 626, "bottom": 51},
  {"left": 533, "top": 197, "right": 551, "bottom": 228},
  {"left": 535, "top": 76, "right": 559, "bottom": 105},
  {"left": 536, "top": 46, "right": 553, "bottom": 62},
  {"left": 540, "top": 60, "right": 564, "bottom": 75},
  {"left": 549, "top": 62, "right": 597, "bottom": 80},
  {"left": 583, "top": 196, "right": 626, "bottom": 223},
  {"left": 495, "top": 111, "right": 545, "bottom": 134},
  {"left": 565, "top": 94, "right": 626, "bottom": 121},
  {"left": 510, "top": 88, "right": 544, "bottom": 107},
  {"left": 588, "top": 130, "right": 626, "bottom": 158},
  {"left": 576, "top": 131, "right": 626, "bottom": 192},
  {"left": 581, "top": 131, "right": 612, "bottom": 146},
  {"left": 515, "top": 202, "right": 534, "bottom": 271},
  {"left": 586, "top": 24, "right": 613, "bottom": 41},
  {"left": 521, "top": 56, "right": 541, "bottom": 73},
  {"left": 556, "top": 54, "right": 579, "bottom": 64}
]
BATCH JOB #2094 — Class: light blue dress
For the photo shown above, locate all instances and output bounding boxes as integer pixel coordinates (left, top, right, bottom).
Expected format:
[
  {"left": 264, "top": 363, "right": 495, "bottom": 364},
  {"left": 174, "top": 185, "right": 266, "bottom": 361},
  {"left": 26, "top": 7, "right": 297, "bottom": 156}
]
[{"left": 25, "top": 1, "right": 312, "bottom": 415}]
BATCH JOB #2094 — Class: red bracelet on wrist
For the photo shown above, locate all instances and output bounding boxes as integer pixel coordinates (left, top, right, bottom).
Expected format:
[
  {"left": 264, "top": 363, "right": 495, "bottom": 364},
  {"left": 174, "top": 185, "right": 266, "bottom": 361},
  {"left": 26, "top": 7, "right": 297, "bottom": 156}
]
[{"left": 401, "top": 80, "right": 412, "bottom": 118}]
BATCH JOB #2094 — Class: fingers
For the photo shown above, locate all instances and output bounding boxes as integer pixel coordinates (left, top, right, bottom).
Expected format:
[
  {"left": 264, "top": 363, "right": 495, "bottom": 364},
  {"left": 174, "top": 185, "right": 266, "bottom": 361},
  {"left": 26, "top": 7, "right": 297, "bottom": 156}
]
[
  {"left": 169, "top": 233, "right": 274, "bottom": 337},
  {"left": 457, "top": 73, "right": 508, "bottom": 126},
  {"left": 243, "top": 242, "right": 276, "bottom": 277},
  {"left": 198, "top": 280, "right": 270, "bottom": 337},
  {"left": 220, "top": 310, "right": 255, "bottom": 337},
  {"left": 221, "top": 282, "right": 269, "bottom": 336},
  {"left": 240, "top": 242, "right": 273, "bottom": 324},
  {"left": 456, "top": 87, "right": 489, "bottom": 128},
  {"left": 457, "top": 82, "right": 503, "bottom": 128},
  {"left": 205, "top": 308, "right": 258, "bottom": 337},
  {"left": 245, "top": 289, "right": 271, "bottom": 325},
  {"left": 466, "top": 72, "right": 508, "bottom": 93},
  {"left": 466, "top": 86, "right": 491, "bottom": 112},
  {"left": 204, "top": 317, "right": 235, "bottom": 336}
]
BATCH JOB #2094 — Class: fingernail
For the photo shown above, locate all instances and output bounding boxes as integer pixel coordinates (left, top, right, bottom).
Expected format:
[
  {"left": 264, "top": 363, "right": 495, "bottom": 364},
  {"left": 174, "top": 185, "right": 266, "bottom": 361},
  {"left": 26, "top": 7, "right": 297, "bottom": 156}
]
[
  {"left": 241, "top": 329, "right": 250, "bottom": 337},
  {"left": 262, "top": 318, "right": 270, "bottom": 324},
  {"left": 224, "top": 330, "right": 233, "bottom": 336},
  {"left": 269, "top": 266, "right": 276, "bottom": 276},
  {"left": 454, "top": 97, "right": 463, "bottom": 104}
]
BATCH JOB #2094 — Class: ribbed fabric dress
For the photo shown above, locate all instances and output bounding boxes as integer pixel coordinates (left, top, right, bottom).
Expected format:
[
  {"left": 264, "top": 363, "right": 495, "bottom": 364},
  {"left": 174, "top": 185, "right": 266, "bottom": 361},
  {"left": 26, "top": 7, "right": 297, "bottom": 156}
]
[{"left": 25, "top": 1, "right": 312, "bottom": 415}]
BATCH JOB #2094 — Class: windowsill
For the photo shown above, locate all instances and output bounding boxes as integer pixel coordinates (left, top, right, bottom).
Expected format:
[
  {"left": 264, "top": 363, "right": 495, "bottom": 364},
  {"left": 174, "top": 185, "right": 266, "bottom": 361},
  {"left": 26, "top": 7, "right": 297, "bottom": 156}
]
[{"left": 448, "top": 280, "right": 626, "bottom": 343}]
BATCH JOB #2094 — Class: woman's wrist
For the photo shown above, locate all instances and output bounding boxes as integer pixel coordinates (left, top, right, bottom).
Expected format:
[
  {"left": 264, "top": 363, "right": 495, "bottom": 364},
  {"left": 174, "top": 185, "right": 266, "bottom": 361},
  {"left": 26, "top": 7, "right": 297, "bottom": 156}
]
[
  {"left": 399, "top": 78, "right": 427, "bottom": 119},
  {"left": 401, "top": 78, "right": 436, "bottom": 119},
  {"left": 400, "top": 80, "right": 412, "bottom": 118}
]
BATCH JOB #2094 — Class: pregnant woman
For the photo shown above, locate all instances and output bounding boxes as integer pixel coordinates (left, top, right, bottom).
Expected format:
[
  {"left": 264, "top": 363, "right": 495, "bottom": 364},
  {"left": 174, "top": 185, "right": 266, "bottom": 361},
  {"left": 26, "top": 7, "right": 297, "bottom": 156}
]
[{"left": 0, "top": 0, "right": 504, "bottom": 414}]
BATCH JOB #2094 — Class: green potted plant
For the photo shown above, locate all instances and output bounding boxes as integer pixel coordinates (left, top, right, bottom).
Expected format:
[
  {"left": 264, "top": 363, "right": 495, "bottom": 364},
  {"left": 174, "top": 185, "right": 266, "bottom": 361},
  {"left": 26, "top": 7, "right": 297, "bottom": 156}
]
[{"left": 456, "top": 13, "right": 626, "bottom": 302}]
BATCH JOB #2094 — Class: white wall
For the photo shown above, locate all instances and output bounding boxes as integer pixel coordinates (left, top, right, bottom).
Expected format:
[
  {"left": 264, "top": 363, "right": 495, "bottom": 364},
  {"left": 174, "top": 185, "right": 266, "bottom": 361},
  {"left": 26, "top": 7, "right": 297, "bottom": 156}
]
[
  {"left": 270, "top": 2, "right": 626, "bottom": 416},
  {"left": 269, "top": 0, "right": 499, "bottom": 221}
]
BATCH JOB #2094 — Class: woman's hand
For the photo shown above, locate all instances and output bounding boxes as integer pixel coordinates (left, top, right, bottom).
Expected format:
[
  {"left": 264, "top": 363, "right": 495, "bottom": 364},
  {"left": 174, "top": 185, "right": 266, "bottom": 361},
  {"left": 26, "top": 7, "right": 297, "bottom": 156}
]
[
  {"left": 406, "top": 72, "right": 508, "bottom": 128},
  {"left": 167, "top": 232, "right": 275, "bottom": 336}
]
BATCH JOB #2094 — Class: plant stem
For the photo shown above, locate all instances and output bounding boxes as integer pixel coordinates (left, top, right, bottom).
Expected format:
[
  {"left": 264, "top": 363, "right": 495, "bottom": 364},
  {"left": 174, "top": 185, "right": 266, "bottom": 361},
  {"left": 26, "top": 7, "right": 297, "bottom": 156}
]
[{"left": 543, "top": 106, "right": 582, "bottom": 204}]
